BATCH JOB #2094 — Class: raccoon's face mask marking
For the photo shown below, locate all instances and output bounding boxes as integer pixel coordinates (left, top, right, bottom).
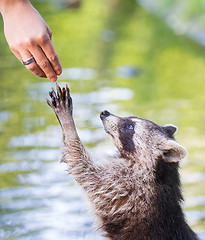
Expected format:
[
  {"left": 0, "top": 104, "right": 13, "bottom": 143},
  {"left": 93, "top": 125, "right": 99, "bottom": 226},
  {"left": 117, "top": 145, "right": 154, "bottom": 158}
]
[
  {"left": 100, "top": 111, "right": 136, "bottom": 154},
  {"left": 118, "top": 118, "right": 135, "bottom": 153},
  {"left": 100, "top": 111, "right": 187, "bottom": 162}
]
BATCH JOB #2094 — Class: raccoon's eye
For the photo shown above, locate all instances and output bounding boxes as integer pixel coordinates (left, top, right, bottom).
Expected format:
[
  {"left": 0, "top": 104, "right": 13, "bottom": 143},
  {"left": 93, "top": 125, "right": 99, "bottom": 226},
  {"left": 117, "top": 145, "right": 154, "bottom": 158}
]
[{"left": 126, "top": 124, "right": 134, "bottom": 130}]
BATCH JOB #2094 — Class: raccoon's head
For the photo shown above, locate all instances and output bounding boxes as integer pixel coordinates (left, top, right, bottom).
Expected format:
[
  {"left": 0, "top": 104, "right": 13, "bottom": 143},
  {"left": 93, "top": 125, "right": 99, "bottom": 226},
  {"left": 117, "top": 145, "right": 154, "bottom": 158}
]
[{"left": 100, "top": 110, "right": 187, "bottom": 164}]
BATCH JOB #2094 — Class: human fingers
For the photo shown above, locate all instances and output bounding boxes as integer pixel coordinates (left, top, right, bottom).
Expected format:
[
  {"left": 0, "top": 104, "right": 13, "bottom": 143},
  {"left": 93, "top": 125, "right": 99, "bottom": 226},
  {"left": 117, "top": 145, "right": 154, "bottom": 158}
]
[
  {"left": 10, "top": 48, "right": 22, "bottom": 62},
  {"left": 31, "top": 45, "right": 58, "bottom": 82},
  {"left": 40, "top": 34, "right": 62, "bottom": 76},
  {"left": 47, "top": 26, "right": 52, "bottom": 40},
  {"left": 20, "top": 50, "right": 46, "bottom": 78}
]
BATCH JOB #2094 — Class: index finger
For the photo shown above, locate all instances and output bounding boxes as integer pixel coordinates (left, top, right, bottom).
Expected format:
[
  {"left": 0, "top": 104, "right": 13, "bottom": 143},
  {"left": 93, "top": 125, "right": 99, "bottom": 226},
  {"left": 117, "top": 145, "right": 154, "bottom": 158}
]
[{"left": 40, "top": 38, "right": 62, "bottom": 76}]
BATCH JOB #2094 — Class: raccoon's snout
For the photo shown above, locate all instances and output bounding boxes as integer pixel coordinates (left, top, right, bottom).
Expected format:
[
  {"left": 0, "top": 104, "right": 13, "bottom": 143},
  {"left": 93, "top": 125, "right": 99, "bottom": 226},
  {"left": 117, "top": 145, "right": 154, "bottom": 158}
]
[{"left": 100, "top": 110, "right": 110, "bottom": 120}]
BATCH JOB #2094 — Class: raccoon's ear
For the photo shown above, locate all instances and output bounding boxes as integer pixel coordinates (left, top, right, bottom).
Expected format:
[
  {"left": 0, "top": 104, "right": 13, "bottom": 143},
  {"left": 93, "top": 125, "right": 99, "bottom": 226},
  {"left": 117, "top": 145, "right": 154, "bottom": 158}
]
[
  {"left": 162, "top": 140, "right": 187, "bottom": 162},
  {"left": 162, "top": 124, "right": 178, "bottom": 138}
]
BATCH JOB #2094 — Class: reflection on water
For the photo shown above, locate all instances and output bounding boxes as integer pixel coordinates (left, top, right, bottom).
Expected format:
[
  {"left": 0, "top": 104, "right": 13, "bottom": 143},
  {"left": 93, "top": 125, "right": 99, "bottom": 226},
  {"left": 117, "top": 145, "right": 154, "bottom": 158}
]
[
  {"left": 0, "top": 0, "right": 205, "bottom": 239},
  {"left": 8, "top": 126, "right": 62, "bottom": 148},
  {"left": 60, "top": 68, "right": 98, "bottom": 80},
  {"left": 0, "top": 111, "right": 11, "bottom": 122},
  {"left": 1, "top": 183, "right": 103, "bottom": 240},
  {"left": 138, "top": 0, "right": 205, "bottom": 47},
  {"left": 101, "top": 29, "right": 115, "bottom": 42},
  {"left": 116, "top": 65, "right": 141, "bottom": 78},
  {"left": 182, "top": 172, "right": 205, "bottom": 184}
]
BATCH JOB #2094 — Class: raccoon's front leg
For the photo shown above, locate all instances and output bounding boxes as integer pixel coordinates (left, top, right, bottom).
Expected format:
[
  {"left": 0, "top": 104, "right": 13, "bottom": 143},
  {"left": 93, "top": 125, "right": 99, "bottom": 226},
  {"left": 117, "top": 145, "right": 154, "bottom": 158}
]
[
  {"left": 47, "top": 84, "right": 75, "bottom": 143},
  {"left": 46, "top": 84, "right": 98, "bottom": 184}
]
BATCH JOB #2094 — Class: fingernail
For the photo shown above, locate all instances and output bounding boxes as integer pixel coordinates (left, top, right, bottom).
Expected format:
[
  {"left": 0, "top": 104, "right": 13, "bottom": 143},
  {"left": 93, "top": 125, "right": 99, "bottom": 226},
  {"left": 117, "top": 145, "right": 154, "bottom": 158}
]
[
  {"left": 50, "top": 77, "right": 57, "bottom": 82},
  {"left": 56, "top": 71, "right": 61, "bottom": 75}
]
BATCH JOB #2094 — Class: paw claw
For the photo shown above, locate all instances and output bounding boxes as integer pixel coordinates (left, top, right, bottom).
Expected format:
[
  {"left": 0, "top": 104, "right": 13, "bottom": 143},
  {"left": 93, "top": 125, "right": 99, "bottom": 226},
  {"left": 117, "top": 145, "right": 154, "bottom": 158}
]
[
  {"left": 62, "top": 87, "right": 66, "bottom": 101},
  {"left": 49, "top": 91, "right": 53, "bottom": 98},
  {"left": 56, "top": 84, "right": 62, "bottom": 99},
  {"left": 46, "top": 98, "right": 53, "bottom": 108},
  {"left": 47, "top": 85, "right": 73, "bottom": 114}
]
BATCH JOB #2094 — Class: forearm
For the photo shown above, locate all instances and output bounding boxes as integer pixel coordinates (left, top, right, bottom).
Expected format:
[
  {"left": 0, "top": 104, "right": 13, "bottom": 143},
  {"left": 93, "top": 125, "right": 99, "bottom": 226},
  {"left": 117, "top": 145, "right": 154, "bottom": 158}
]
[
  {"left": 63, "top": 139, "right": 93, "bottom": 170},
  {"left": 0, "top": 0, "right": 30, "bottom": 15}
]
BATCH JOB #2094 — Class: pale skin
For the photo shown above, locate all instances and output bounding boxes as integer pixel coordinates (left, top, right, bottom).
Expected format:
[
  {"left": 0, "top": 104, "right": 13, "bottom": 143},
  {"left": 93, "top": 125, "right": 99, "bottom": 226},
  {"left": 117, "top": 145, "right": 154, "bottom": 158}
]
[{"left": 0, "top": 0, "right": 62, "bottom": 82}]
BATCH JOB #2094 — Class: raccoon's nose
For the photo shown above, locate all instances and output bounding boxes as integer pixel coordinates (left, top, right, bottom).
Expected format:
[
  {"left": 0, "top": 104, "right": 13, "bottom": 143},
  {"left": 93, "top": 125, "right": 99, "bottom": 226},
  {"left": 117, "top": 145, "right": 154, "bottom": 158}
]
[{"left": 100, "top": 110, "right": 110, "bottom": 120}]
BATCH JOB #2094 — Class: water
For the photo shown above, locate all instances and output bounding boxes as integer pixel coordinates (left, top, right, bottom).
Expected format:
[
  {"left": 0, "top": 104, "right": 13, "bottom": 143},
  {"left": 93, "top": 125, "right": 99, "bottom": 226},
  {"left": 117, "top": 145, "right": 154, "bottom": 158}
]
[
  {"left": 137, "top": 0, "right": 205, "bottom": 47},
  {"left": 0, "top": 0, "right": 205, "bottom": 239}
]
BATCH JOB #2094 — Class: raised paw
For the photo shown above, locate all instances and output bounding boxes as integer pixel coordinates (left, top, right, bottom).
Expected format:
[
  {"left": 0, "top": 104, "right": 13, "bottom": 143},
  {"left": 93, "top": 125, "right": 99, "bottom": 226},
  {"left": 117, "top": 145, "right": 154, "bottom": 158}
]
[{"left": 46, "top": 84, "right": 73, "bottom": 116}]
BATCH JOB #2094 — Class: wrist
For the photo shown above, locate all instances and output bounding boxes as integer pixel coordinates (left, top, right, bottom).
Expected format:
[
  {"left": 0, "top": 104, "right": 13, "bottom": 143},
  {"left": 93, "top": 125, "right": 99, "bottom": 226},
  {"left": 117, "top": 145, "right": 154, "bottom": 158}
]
[{"left": 0, "top": 0, "right": 30, "bottom": 15}]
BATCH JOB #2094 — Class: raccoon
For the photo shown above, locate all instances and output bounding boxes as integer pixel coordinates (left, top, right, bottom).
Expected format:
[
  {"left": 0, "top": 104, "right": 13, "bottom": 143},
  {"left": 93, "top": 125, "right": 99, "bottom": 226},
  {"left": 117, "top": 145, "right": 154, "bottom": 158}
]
[{"left": 46, "top": 84, "right": 198, "bottom": 240}]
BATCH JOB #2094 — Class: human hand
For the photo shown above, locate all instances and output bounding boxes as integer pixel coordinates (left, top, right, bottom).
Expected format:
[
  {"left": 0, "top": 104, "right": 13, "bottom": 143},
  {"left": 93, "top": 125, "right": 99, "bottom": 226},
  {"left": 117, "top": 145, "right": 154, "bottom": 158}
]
[{"left": 0, "top": 0, "right": 62, "bottom": 82}]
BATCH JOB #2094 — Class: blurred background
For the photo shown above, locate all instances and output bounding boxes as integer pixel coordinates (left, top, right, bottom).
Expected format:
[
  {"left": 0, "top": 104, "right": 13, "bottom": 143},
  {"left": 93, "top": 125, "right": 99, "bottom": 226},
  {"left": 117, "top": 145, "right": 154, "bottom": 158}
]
[{"left": 0, "top": 0, "right": 205, "bottom": 239}]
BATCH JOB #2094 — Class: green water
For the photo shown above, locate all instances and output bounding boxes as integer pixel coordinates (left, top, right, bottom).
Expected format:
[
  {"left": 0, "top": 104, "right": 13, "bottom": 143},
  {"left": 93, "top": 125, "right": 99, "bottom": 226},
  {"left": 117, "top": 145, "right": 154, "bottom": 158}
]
[{"left": 0, "top": 0, "right": 205, "bottom": 239}]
